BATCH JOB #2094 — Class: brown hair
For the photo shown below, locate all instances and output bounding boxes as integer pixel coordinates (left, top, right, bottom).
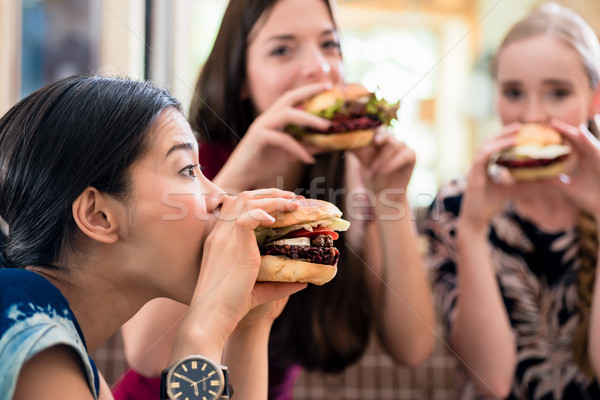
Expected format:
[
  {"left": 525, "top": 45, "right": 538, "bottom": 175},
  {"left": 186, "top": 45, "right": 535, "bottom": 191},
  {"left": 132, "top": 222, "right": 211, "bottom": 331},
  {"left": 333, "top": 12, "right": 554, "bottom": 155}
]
[
  {"left": 188, "top": 0, "right": 372, "bottom": 372},
  {"left": 491, "top": 3, "right": 600, "bottom": 376}
]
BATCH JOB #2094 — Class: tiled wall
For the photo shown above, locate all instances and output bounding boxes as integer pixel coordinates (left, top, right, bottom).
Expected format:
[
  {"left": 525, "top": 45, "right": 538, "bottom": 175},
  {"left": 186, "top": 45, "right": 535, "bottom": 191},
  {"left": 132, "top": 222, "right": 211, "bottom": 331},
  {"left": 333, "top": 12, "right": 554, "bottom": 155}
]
[{"left": 292, "top": 320, "right": 456, "bottom": 400}]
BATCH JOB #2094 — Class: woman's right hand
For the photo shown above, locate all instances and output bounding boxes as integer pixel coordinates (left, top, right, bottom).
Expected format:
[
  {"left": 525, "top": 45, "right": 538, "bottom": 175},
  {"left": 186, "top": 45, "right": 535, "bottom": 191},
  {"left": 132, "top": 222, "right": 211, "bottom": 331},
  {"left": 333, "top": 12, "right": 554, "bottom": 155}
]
[
  {"left": 459, "top": 124, "right": 520, "bottom": 233},
  {"left": 170, "top": 189, "right": 306, "bottom": 362},
  {"left": 216, "top": 83, "right": 332, "bottom": 191}
]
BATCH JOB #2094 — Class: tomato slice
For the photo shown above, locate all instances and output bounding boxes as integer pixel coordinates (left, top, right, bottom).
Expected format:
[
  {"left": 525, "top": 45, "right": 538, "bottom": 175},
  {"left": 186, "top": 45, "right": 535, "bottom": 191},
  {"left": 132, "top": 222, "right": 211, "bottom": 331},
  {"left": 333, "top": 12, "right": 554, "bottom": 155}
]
[{"left": 283, "top": 226, "right": 339, "bottom": 240}]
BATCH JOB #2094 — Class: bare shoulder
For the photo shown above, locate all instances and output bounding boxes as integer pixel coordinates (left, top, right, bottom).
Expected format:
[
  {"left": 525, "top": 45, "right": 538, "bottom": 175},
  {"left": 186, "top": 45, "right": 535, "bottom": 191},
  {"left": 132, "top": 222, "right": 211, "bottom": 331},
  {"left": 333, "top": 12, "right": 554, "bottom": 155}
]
[{"left": 13, "top": 344, "right": 98, "bottom": 400}]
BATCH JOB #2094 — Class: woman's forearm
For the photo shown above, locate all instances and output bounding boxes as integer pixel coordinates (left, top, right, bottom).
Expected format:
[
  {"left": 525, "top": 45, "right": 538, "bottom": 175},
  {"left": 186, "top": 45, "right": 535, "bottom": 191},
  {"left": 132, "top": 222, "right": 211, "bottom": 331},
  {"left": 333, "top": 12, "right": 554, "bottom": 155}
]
[
  {"left": 452, "top": 222, "right": 516, "bottom": 397},
  {"left": 368, "top": 196, "right": 434, "bottom": 366},
  {"left": 222, "top": 320, "right": 272, "bottom": 400}
]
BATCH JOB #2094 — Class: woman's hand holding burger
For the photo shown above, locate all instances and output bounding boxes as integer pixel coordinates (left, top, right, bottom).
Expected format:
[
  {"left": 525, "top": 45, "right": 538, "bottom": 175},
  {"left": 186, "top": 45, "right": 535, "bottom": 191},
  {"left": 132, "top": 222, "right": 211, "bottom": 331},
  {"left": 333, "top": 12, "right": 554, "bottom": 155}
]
[
  {"left": 549, "top": 119, "right": 600, "bottom": 220},
  {"left": 217, "top": 83, "right": 331, "bottom": 191},
  {"left": 169, "top": 189, "right": 306, "bottom": 363},
  {"left": 352, "top": 130, "right": 416, "bottom": 198},
  {"left": 459, "top": 124, "right": 520, "bottom": 234}
]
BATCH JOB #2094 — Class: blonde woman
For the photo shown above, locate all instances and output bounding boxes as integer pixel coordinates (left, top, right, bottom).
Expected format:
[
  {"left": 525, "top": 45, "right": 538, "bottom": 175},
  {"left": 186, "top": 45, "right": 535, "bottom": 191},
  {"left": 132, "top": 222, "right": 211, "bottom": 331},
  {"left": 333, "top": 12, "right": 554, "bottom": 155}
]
[{"left": 427, "top": 3, "right": 600, "bottom": 399}]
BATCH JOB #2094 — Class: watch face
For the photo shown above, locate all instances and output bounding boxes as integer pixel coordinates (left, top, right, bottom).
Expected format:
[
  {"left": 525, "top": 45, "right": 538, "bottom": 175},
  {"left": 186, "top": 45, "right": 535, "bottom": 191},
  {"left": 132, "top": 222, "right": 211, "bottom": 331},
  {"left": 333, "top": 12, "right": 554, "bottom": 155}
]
[{"left": 167, "top": 356, "right": 224, "bottom": 400}]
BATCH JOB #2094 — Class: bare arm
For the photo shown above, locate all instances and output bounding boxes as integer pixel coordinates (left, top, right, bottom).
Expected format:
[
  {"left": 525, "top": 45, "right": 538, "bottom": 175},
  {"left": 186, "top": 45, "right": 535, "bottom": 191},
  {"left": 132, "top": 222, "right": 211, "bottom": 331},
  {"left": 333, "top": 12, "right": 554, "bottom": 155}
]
[
  {"left": 222, "top": 296, "right": 291, "bottom": 400},
  {"left": 451, "top": 222, "right": 516, "bottom": 397},
  {"left": 13, "top": 345, "right": 99, "bottom": 400},
  {"left": 447, "top": 128, "right": 520, "bottom": 397},
  {"left": 364, "top": 197, "right": 434, "bottom": 366},
  {"left": 350, "top": 135, "right": 434, "bottom": 366}
]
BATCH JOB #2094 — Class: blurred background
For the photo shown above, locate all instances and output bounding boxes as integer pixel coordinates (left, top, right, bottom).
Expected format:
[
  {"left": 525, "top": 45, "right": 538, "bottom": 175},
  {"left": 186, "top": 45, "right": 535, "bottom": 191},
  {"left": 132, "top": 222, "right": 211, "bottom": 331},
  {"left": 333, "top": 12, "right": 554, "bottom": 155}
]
[{"left": 1, "top": 0, "right": 599, "bottom": 398}]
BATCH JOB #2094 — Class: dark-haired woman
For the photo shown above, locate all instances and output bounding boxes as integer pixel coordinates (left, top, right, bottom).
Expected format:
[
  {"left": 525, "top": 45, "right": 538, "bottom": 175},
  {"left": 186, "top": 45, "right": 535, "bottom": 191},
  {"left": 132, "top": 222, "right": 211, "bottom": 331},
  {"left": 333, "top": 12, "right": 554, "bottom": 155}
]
[
  {"left": 0, "top": 75, "right": 306, "bottom": 399},
  {"left": 426, "top": 3, "right": 600, "bottom": 399},
  {"left": 119, "top": 0, "right": 434, "bottom": 399}
]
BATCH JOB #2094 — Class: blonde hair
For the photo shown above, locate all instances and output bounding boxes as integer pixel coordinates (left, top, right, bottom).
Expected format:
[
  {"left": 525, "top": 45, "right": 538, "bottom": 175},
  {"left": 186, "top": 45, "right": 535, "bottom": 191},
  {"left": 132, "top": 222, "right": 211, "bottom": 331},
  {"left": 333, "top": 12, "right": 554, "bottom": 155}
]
[
  {"left": 492, "top": 2, "right": 600, "bottom": 376},
  {"left": 491, "top": 3, "right": 600, "bottom": 88},
  {"left": 575, "top": 212, "right": 597, "bottom": 377}
]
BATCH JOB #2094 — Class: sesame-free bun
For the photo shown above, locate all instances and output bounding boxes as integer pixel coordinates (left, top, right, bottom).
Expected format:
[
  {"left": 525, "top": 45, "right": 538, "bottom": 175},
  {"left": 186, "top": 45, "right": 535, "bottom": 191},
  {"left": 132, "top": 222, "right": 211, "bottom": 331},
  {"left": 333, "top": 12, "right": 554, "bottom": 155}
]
[
  {"left": 302, "top": 129, "right": 375, "bottom": 150},
  {"left": 505, "top": 159, "right": 568, "bottom": 181},
  {"left": 515, "top": 123, "right": 563, "bottom": 147},
  {"left": 257, "top": 255, "right": 338, "bottom": 285},
  {"left": 303, "top": 83, "right": 370, "bottom": 112},
  {"left": 270, "top": 198, "right": 342, "bottom": 228}
]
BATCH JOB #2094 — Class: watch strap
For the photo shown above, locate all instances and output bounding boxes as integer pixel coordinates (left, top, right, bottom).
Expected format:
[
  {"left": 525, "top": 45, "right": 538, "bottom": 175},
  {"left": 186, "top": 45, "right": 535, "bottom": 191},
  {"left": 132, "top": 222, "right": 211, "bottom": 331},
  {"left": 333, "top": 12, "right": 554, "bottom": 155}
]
[
  {"left": 160, "top": 368, "right": 169, "bottom": 400},
  {"left": 222, "top": 367, "right": 233, "bottom": 399}
]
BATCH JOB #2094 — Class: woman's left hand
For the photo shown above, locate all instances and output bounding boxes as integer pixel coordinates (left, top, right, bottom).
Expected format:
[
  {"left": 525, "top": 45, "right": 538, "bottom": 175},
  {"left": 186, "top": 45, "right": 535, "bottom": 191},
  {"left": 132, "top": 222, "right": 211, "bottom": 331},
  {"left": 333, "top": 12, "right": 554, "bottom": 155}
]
[
  {"left": 550, "top": 120, "right": 600, "bottom": 219},
  {"left": 352, "top": 129, "right": 416, "bottom": 196}
]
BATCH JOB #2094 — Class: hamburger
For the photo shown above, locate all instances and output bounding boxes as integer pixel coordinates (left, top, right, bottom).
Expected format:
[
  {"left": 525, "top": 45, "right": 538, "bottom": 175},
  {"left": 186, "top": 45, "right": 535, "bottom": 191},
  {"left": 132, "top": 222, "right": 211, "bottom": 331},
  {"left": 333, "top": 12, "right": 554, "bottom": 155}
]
[
  {"left": 493, "top": 123, "right": 571, "bottom": 181},
  {"left": 286, "top": 83, "right": 400, "bottom": 151},
  {"left": 255, "top": 199, "right": 349, "bottom": 285}
]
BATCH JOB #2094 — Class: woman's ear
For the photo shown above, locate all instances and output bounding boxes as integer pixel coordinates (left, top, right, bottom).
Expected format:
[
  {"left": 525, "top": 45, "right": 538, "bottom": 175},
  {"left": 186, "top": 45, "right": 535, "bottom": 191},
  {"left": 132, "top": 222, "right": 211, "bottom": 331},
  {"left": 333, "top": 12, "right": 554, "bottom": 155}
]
[{"left": 72, "top": 187, "right": 120, "bottom": 244}]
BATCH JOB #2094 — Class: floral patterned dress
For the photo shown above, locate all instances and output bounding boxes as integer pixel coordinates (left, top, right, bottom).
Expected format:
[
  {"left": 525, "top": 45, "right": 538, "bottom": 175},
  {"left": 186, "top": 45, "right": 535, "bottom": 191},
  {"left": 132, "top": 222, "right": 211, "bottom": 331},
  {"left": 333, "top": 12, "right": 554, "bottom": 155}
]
[{"left": 425, "top": 179, "right": 600, "bottom": 399}]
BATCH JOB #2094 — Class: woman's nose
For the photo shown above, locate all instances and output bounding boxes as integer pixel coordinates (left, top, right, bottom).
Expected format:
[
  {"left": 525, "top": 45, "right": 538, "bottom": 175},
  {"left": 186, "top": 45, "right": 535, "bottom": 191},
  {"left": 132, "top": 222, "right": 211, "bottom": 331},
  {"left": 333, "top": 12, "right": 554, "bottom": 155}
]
[
  {"left": 302, "top": 46, "right": 331, "bottom": 79},
  {"left": 522, "top": 97, "right": 550, "bottom": 124},
  {"left": 203, "top": 178, "right": 228, "bottom": 215}
]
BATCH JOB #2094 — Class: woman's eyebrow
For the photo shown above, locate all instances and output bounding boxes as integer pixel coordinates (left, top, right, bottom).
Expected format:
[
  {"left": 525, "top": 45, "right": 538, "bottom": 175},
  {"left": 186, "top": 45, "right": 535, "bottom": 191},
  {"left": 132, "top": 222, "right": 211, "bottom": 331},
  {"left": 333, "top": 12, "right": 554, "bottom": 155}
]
[
  {"left": 165, "top": 142, "right": 195, "bottom": 158},
  {"left": 320, "top": 29, "right": 337, "bottom": 37},
  {"left": 542, "top": 79, "right": 575, "bottom": 86},
  {"left": 267, "top": 34, "right": 295, "bottom": 42}
]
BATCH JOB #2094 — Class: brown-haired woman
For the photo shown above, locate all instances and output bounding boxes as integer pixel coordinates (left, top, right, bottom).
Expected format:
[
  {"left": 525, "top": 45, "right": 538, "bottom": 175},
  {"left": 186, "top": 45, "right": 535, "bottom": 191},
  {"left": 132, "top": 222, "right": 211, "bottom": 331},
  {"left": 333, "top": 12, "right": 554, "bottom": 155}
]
[{"left": 117, "top": 0, "right": 435, "bottom": 399}]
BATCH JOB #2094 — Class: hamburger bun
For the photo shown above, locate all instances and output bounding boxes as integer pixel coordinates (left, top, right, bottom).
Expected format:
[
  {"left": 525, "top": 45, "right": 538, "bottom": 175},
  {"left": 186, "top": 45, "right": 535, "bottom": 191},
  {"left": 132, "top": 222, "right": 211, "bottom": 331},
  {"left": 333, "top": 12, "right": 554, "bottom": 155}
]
[
  {"left": 269, "top": 198, "right": 342, "bottom": 228},
  {"left": 515, "top": 123, "right": 563, "bottom": 146},
  {"left": 258, "top": 255, "right": 338, "bottom": 286},
  {"left": 302, "top": 83, "right": 371, "bottom": 113},
  {"left": 301, "top": 129, "right": 375, "bottom": 151},
  {"left": 504, "top": 160, "right": 568, "bottom": 181}
]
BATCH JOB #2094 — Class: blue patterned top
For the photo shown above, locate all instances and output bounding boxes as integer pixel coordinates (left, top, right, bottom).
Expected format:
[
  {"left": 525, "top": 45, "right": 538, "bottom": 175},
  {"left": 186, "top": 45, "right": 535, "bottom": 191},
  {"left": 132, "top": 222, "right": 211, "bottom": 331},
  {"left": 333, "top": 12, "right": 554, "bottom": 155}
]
[{"left": 0, "top": 268, "right": 99, "bottom": 398}]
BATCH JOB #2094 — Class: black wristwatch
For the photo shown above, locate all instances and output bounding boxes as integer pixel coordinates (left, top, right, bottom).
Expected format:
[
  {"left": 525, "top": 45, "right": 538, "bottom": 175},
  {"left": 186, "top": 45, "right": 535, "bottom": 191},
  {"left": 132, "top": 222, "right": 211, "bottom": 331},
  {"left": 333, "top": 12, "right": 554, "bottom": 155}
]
[{"left": 160, "top": 355, "right": 233, "bottom": 400}]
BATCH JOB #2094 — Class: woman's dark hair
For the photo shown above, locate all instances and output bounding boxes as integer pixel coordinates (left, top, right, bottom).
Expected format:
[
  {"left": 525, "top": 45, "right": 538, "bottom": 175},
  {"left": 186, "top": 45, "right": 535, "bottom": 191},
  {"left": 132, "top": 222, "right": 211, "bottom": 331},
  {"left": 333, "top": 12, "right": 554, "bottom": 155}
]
[
  {"left": 188, "top": 0, "right": 371, "bottom": 372},
  {"left": 0, "top": 76, "right": 180, "bottom": 269}
]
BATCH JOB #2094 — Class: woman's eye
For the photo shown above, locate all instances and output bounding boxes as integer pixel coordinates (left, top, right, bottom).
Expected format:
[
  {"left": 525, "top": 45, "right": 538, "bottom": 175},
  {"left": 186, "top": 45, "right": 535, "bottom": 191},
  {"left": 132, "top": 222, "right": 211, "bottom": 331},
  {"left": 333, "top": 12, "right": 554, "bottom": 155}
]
[
  {"left": 550, "top": 88, "right": 571, "bottom": 99},
  {"left": 322, "top": 40, "right": 341, "bottom": 52},
  {"left": 502, "top": 88, "right": 522, "bottom": 100},
  {"left": 180, "top": 164, "right": 198, "bottom": 178},
  {"left": 270, "top": 45, "right": 291, "bottom": 57}
]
